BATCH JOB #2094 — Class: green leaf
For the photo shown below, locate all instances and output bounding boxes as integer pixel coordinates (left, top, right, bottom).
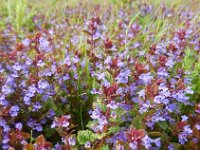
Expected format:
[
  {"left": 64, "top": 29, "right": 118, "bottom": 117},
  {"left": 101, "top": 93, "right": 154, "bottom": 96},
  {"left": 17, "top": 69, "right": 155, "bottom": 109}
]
[
  {"left": 157, "top": 121, "right": 169, "bottom": 130},
  {"left": 96, "top": 133, "right": 107, "bottom": 140},
  {"left": 108, "top": 126, "right": 120, "bottom": 134},
  {"left": 148, "top": 132, "right": 161, "bottom": 138},
  {"left": 170, "top": 142, "right": 182, "bottom": 149},
  {"left": 77, "top": 130, "right": 96, "bottom": 145},
  {"left": 101, "top": 144, "right": 110, "bottom": 150},
  {"left": 132, "top": 116, "right": 143, "bottom": 129},
  {"left": 44, "top": 99, "right": 57, "bottom": 111}
]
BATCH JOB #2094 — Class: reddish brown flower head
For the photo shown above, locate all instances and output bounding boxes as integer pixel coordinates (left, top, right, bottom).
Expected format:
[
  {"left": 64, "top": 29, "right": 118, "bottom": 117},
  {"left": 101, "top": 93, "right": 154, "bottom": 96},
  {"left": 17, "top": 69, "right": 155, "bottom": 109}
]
[
  {"left": 89, "top": 17, "right": 101, "bottom": 31},
  {"left": 167, "top": 43, "right": 177, "bottom": 52},
  {"left": 51, "top": 115, "right": 71, "bottom": 128},
  {"left": 158, "top": 55, "right": 167, "bottom": 66},
  {"left": 110, "top": 58, "right": 118, "bottom": 68},
  {"left": 149, "top": 43, "right": 157, "bottom": 55},
  {"left": 177, "top": 121, "right": 187, "bottom": 130},
  {"left": 145, "top": 80, "right": 159, "bottom": 99},
  {"left": 134, "top": 61, "right": 147, "bottom": 75},
  {"left": 15, "top": 43, "right": 25, "bottom": 51},
  {"left": 103, "top": 83, "right": 118, "bottom": 98},
  {"left": 24, "top": 135, "right": 52, "bottom": 150},
  {"left": 9, "top": 130, "right": 30, "bottom": 146},
  {"left": 177, "top": 30, "right": 186, "bottom": 41},
  {"left": 126, "top": 127, "right": 146, "bottom": 143},
  {"left": 176, "top": 78, "right": 186, "bottom": 90},
  {"left": 104, "top": 38, "right": 113, "bottom": 49}
]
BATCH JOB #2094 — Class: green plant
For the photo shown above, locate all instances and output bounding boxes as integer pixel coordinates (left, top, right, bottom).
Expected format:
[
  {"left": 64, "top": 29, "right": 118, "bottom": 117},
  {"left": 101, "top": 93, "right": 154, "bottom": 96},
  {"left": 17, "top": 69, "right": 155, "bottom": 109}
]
[{"left": 6, "top": 0, "right": 36, "bottom": 32}]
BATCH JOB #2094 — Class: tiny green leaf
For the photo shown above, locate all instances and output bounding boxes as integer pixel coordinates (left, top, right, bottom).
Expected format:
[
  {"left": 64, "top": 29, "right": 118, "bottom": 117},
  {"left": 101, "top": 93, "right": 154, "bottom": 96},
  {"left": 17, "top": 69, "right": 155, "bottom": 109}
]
[{"left": 77, "top": 130, "right": 96, "bottom": 145}]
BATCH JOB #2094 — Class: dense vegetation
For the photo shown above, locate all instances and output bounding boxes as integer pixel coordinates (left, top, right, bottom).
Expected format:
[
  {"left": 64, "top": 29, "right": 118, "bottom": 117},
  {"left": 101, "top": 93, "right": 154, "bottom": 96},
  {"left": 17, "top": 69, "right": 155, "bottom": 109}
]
[{"left": 0, "top": 0, "right": 200, "bottom": 149}]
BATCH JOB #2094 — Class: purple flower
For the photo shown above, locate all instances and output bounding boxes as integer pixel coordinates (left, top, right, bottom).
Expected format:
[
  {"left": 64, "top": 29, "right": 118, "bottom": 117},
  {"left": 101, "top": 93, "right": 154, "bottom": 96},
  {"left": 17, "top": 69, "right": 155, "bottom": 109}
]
[
  {"left": 90, "top": 88, "right": 102, "bottom": 95},
  {"left": 9, "top": 105, "right": 20, "bottom": 117},
  {"left": 37, "top": 60, "right": 45, "bottom": 67},
  {"left": 23, "top": 95, "right": 31, "bottom": 105},
  {"left": 47, "top": 109, "right": 55, "bottom": 118},
  {"left": 0, "top": 65, "right": 4, "bottom": 73},
  {"left": 84, "top": 141, "right": 91, "bottom": 148},
  {"left": 22, "top": 38, "right": 30, "bottom": 47},
  {"left": 33, "top": 102, "right": 42, "bottom": 111},
  {"left": 0, "top": 95, "right": 8, "bottom": 106},
  {"left": 34, "top": 124, "right": 43, "bottom": 132},
  {"left": 168, "top": 144, "right": 175, "bottom": 150},
  {"left": 71, "top": 36, "right": 79, "bottom": 45},
  {"left": 0, "top": 118, "right": 10, "bottom": 132},
  {"left": 15, "top": 122, "right": 23, "bottom": 130},
  {"left": 68, "top": 137, "right": 76, "bottom": 146},
  {"left": 39, "top": 37, "right": 51, "bottom": 52},
  {"left": 116, "top": 69, "right": 130, "bottom": 84},
  {"left": 139, "top": 100, "right": 150, "bottom": 114},
  {"left": 138, "top": 89, "right": 145, "bottom": 99},
  {"left": 166, "top": 103, "right": 179, "bottom": 113},
  {"left": 129, "top": 142, "right": 137, "bottom": 150},
  {"left": 90, "top": 108, "right": 101, "bottom": 120},
  {"left": 107, "top": 101, "right": 118, "bottom": 109},
  {"left": 178, "top": 133, "right": 188, "bottom": 144},
  {"left": 139, "top": 72, "right": 153, "bottom": 84},
  {"left": 178, "top": 125, "right": 193, "bottom": 144},
  {"left": 53, "top": 143, "right": 63, "bottom": 150},
  {"left": 183, "top": 125, "right": 193, "bottom": 134},
  {"left": 111, "top": 111, "right": 117, "bottom": 118},
  {"left": 51, "top": 115, "right": 71, "bottom": 128},
  {"left": 195, "top": 124, "right": 200, "bottom": 130},
  {"left": 2, "top": 84, "right": 13, "bottom": 95},
  {"left": 13, "top": 62, "right": 22, "bottom": 71},
  {"left": 63, "top": 74, "right": 70, "bottom": 80},
  {"left": 165, "top": 59, "right": 174, "bottom": 68},
  {"left": 181, "top": 115, "right": 188, "bottom": 122},
  {"left": 38, "top": 79, "right": 50, "bottom": 90}
]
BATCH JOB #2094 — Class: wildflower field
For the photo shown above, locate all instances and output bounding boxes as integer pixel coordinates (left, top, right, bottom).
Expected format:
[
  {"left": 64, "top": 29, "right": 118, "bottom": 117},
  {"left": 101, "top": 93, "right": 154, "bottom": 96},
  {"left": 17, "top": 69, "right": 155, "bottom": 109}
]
[{"left": 0, "top": 0, "right": 200, "bottom": 149}]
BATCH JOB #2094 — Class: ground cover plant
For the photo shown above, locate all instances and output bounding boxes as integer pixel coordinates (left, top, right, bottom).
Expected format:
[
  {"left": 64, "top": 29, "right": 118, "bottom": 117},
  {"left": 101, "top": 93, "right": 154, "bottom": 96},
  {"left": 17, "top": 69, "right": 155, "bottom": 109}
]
[{"left": 0, "top": 0, "right": 200, "bottom": 149}]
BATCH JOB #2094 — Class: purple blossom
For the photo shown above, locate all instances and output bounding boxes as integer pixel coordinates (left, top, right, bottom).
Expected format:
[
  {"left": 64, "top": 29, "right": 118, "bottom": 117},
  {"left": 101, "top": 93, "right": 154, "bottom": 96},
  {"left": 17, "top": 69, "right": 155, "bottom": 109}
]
[
  {"left": 168, "top": 144, "right": 175, "bottom": 150},
  {"left": 51, "top": 115, "right": 71, "bottom": 128},
  {"left": 15, "top": 122, "right": 23, "bottom": 130},
  {"left": 2, "top": 84, "right": 13, "bottom": 95},
  {"left": 195, "top": 124, "right": 200, "bottom": 130},
  {"left": 38, "top": 79, "right": 50, "bottom": 90},
  {"left": 139, "top": 72, "right": 153, "bottom": 84},
  {"left": 107, "top": 101, "right": 118, "bottom": 109},
  {"left": 181, "top": 115, "right": 188, "bottom": 122},
  {"left": 33, "top": 102, "right": 42, "bottom": 111},
  {"left": 9, "top": 105, "right": 20, "bottom": 117},
  {"left": 13, "top": 62, "right": 22, "bottom": 71},
  {"left": 34, "top": 124, "right": 43, "bottom": 132},
  {"left": 84, "top": 141, "right": 91, "bottom": 148},
  {"left": 23, "top": 95, "right": 31, "bottom": 105},
  {"left": 139, "top": 100, "right": 150, "bottom": 114},
  {"left": 178, "top": 125, "right": 193, "bottom": 144},
  {"left": 129, "top": 142, "right": 137, "bottom": 150},
  {"left": 39, "top": 37, "right": 52, "bottom": 52},
  {"left": 68, "top": 137, "right": 76, "bottom": 146}
]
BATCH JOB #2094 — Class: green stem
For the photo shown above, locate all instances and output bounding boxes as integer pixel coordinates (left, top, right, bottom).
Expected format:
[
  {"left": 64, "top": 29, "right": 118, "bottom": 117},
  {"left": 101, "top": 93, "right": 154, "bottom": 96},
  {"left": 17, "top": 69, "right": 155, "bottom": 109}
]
[
  {"left": 80, "top": 106, "right": 84, "bottom": 130},
  {"left": 30, "top": 130, "right": 33, "bottom": 150}
]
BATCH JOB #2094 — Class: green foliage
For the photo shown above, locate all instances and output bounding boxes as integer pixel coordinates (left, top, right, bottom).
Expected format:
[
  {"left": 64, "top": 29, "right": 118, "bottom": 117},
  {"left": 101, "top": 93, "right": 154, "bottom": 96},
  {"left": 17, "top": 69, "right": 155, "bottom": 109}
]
[
  {"left": 157, "top": 121, "right": 169, "bottom": 131},
  {"left": 6, "top": 0, "right": 36, "bottom": 32},
  {"left": 77, "top": 130, "right": 96, "bottom": 145},
  {"left": 183, "top": 48, "right": 200, "bottom": 102},
  {"left": 101, "top": 144, "right": 110, "bottom": 150},
  {"left": 132, "top": 115, "right": 143, "bottom": 129},
  {"left": 108, "top": 126, "right": 120, "bottom": 134}
]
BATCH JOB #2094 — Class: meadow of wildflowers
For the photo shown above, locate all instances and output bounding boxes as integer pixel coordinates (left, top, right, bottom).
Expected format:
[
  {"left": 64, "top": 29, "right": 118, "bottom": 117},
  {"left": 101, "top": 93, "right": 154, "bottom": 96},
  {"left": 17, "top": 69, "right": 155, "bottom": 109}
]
[{"left": 0, "top": 0, "right": 200, "bottom": 149}]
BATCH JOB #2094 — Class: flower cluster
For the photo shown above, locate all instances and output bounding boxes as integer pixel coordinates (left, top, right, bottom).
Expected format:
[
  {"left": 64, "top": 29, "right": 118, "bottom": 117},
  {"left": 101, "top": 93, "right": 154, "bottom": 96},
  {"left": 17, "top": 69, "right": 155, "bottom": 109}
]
[{"left": 0, "top": 1, "right": 200, "bottom": 150}]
